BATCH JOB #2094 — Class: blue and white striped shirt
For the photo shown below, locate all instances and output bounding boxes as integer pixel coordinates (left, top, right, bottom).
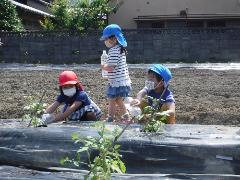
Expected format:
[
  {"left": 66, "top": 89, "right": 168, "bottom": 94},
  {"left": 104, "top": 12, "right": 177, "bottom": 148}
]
[{"left": 107, "top": 45, "right": 131, "bottom": 87}]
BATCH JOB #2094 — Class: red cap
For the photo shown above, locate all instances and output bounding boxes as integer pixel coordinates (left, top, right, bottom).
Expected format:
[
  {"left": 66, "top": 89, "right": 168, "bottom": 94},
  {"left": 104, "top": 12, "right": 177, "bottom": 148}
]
[{"left": 59, "top": 71, "right": 79, "bottom": 86}]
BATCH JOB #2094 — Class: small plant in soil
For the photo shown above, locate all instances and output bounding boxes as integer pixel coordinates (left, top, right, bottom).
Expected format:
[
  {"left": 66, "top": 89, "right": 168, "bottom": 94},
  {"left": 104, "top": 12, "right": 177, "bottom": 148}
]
[
  {"left": 137, "top": 96, "right": 167, "bottom": 133},
  {"left": 22, "top": 92, "right": 47, "bottom": 127},
  {"left": 61, "top": 121, "right": 129, "bottom": 180}
]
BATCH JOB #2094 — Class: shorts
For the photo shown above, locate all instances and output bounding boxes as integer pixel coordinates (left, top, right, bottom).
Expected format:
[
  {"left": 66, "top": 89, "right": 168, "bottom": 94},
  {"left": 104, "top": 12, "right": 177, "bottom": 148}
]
[{"left": 106, "top": 85, "right": 131, "bottom": 98}]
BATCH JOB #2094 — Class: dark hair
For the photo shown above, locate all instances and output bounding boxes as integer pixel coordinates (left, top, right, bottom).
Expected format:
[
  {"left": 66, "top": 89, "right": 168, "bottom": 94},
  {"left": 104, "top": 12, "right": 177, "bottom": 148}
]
[
  {"left": 108, "top": 35, "right": 127, "bottom": 55},
  {"left": 120, "top": 46, "right": 127, "bottom": 55},
  {"left": 148, "top": 70, "right": 163, "bottom": 82}
]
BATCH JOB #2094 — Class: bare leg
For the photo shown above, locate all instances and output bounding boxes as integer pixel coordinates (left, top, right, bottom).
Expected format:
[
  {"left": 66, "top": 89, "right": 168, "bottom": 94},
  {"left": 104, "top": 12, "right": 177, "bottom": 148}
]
[
  {"left": 115, "top": 97, "right": 128, "bottom": 116},
  {"left": 108, "top": 98, "right": 117, "bottom": 121},
  {"left": 85, "top": 112, "right": 97, "bottom": 121}
]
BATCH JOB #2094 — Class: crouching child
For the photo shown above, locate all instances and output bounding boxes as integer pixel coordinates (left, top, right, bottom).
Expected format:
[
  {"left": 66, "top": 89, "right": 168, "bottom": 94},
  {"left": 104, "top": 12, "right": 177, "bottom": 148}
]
[{"left": 40, "top": 71, "right": 102, "bottom": 126}]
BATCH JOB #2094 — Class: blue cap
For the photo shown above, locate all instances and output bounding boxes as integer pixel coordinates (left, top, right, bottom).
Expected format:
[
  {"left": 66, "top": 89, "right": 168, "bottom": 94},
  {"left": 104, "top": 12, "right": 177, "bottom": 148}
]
[
  {"left": 149, "top": 64, "right": 172, "bottom": 87},
  {"left": 100, "top": 24, "right": 127, "bottom": 47}
]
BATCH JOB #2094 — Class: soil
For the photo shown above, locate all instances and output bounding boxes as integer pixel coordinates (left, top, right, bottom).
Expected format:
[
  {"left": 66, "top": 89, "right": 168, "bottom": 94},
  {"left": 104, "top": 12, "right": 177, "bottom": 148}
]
[{"left": 0, "top": 67, "right": 239, "bottom": 126}]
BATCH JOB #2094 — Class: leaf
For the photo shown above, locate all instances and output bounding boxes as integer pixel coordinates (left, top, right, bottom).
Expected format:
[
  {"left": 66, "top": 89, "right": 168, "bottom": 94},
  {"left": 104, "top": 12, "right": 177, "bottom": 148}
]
[
  {"left": 73, "top": 161, "right": 80, "bottom": 167},
  {"left": 119, "top": 161, "right": 126, "bottom": 173},
  {"left": 137, "top": 114, "right": 145, "bottom": 121},
  {"left": 60, "top": 157, "right": 69, "bottom": 165},
  {"left": 71, "top": 132, "right": 79, "bottom": 141},
  {"left": 114, "top": 144, "right": 120, "bottom": 150},
  {"left": 77, "top": 147, "right": 89, "bottom": 153},
  {"left": 111, "top": 161, "right": 122, "bottom": 173},
  {"left": 84, "top": 175, "right": 89, "bottom": 180}
]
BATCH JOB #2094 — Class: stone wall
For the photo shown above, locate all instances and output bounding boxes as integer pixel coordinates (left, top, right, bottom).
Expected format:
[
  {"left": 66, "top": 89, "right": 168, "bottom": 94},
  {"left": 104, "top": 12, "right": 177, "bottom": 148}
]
[{"left": 0, "top": 28, "right": 239, "bottom": 64}]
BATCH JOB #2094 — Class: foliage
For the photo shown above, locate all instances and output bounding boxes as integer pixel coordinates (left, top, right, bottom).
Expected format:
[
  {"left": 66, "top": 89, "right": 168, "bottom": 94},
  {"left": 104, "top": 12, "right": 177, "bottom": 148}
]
[
  {"left": 41, "top": 0, "right": 120, "bottom": 31},
  {"left": 61, "top": 121, "right": 128, "bottom": 180},
  {"left": 40, "top": 0, "right": 71, "bottom": 30},
  {"left": 22, "top": 93, "right": 47, "bottom": 127},
  {"left": 0, "top": 0, "right": 23, "bottom": 31},
  {"left": 137, "top": 96, "right": 168, "bottom": 133}
]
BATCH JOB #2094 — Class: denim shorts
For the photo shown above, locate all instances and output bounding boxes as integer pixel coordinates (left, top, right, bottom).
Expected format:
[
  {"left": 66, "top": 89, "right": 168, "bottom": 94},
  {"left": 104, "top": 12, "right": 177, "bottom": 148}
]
[{"left": 107, "top": 85, "right": 131, "bottom": 98}]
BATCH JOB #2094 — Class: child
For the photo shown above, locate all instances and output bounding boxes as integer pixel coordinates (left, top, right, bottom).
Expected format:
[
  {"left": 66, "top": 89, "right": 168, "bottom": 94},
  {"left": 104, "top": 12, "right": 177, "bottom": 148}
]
[
  {"left": 40, "top": 71, "right": 102, "bottom": 126},
  {"left": 100, "top": 24, "right": 131, "bottom": 123},
  {"left": 131, "top": 64, "right": 176, "bottom": 124}
]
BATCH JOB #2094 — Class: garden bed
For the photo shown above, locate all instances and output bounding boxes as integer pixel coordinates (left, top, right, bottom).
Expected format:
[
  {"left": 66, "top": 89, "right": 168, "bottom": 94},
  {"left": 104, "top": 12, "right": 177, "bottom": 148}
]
[{"left": 0, "top": 122, "right": 239, "bottom": 179}]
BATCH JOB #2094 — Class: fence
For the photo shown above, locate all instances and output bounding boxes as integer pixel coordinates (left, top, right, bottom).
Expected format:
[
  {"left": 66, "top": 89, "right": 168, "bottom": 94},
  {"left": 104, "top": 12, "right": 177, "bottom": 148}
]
[{"left": 0, "top": 28, "right": 240, "bottom": 64}]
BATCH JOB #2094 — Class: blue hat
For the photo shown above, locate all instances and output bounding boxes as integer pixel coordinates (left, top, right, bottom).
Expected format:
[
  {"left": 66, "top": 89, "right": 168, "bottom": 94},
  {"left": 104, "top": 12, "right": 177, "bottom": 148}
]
[
  {"left": 100, "top": 24, "right": 127, "bottom": 47},
  {"left": 149, "top": 64, "right": 172, "bottom": 87}
]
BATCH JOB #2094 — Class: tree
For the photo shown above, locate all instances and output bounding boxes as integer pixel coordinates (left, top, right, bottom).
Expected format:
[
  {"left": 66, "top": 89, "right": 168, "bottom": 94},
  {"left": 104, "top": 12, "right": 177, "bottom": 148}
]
[
  {"left": 41, "top": 0, "right": 119, "bottom": 31},
  {"left": 0, "top": 0, "right": 23, "bottom": 31},
  {"left": 41, "top": 0, "right": 71, "bottom": 30}
]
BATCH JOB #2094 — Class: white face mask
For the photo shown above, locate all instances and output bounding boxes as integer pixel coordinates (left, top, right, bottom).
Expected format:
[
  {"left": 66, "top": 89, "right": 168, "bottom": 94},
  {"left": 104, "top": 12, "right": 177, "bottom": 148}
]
[
  {"left": 104, "top": 41, "right": 113, "bottom": 48},
  {"left": 145, "top": 80, "right": 155, "bottom": 90},
  {"left": 63, "top": 87, "right": 76, "bottom": 97}
]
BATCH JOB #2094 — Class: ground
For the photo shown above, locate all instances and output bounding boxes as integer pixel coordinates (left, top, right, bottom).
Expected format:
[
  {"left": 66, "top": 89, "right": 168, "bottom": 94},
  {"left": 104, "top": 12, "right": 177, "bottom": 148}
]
[{"left": 0, "top": 67, "right": 239, "bottom": 126}]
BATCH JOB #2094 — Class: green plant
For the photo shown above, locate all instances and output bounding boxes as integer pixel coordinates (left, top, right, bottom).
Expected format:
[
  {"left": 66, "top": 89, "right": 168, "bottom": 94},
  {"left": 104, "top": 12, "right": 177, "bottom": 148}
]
[
  {"left": 137, "top": 96, "right": 168, "bottom": 133},
  {"left": 0, "top": 0, "right": 24, "bottom": 31},
  {"left": 41, "top": 0, "right": 121, "bottom": 31},
  {"left": 40, "top": 0, "right": 71, "bottom": 30},
  {"left": 61, "top": 121, "right": 129, "bottom": 180},
  {"left": 22, "top": 92, "right": 47, "bottom": 127}
]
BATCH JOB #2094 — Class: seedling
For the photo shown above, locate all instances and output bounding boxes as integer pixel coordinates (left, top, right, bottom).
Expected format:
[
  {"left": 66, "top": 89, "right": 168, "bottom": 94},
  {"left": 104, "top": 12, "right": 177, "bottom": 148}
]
[
  {"left": 61, "top": 121, "right": 130, "bottom": 180},
  {"left": 22, "top": 91, "right": 47, "bottom": 127},
  {"left": 137, "top": 96, "right": 168, "bottom": 133}
]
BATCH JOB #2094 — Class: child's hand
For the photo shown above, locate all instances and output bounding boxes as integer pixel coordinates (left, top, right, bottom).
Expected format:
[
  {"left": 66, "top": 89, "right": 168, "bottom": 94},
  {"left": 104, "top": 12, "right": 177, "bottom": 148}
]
[
  {"left": 155, "top": 110, "right": 174, "bottom": 117},
  {"left": 130, "top": 99, "right": 140, "bottom": 106},
  {"left": 40, "top": 113, "right": 55, "bottom": 126}
]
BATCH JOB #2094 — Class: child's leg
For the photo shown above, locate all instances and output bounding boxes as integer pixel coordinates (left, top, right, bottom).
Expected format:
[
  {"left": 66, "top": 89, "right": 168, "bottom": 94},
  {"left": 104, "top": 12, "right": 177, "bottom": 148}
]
[
  {"left": 115, "top": 97, "right": 128, "bottom": 116},
  {"left": 115, "top": 97, "right": 131, "bottom": 123},
  {"left": 67, "top": 103, "right": 101, "bottom": 121},
  {"left": 108, "top": 98, "right": 117, "bottom": 121},
  {"left": 84, "top": 112, "right": 97, "bottom": 121}
]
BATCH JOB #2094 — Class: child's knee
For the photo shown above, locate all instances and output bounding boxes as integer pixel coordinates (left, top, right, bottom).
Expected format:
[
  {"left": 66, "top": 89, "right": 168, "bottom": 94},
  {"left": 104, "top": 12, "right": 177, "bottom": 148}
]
[{"left": 85, "top": 112, "right": 98, "bottom": 121}]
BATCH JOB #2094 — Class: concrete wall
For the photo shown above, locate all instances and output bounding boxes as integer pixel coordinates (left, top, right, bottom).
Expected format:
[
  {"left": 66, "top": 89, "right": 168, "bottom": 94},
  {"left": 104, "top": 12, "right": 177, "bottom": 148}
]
[
  {"left": 109, "top": 0, "right": 240, "bottom": 28},
  {"left": 0, "top": 28, "right": 240, "bottom": 64}
]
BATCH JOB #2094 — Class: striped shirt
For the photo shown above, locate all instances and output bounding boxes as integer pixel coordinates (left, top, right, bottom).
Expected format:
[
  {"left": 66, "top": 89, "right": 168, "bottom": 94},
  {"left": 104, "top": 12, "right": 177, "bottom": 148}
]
[{"left": 107, "top": 45, "right": 131, "bottom": 87}]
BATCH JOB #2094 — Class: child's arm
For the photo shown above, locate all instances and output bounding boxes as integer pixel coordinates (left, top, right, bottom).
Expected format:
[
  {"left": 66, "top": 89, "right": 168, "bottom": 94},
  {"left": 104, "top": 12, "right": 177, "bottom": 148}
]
[
  {"left": 54, "top": 101, "right": 82, "bottom": 122},
  {"left": 136, "top": 89, "right": 147, "bottom": 101},
  {"left": 131, "top": 88, "right": 147, "bottom": 106},
  {"left": 45, "top": 101, "right": 61, "bottom": 113},
  {"left": 161, "top": 102, "right": 176, "bottom": 124},
  {"left": 101, "top": 48, "right": 119, "bottom": 72},
  {"left": 40, "top": 101, "right": 61, "bottom": 126},
  {"left": 101, "top": 64, "right": 115, "bottom": 72}
]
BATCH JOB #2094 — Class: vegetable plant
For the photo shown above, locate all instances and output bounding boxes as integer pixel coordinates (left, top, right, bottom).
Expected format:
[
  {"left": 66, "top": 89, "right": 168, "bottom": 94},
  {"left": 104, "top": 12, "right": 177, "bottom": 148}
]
[
  {"left": 22, "top": 91, "right": 47, "bottom": 127},
  {"left": 61, "top": 121, "right": 130, "bottom": 180},
  {"left": 137, "top": 96, "right": 168, "bottom": 133}
]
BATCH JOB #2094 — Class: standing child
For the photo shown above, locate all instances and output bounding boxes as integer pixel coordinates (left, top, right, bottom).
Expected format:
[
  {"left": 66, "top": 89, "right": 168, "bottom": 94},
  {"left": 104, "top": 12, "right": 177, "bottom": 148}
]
[
  {"left": 100, "top": 24, "right": 131, "bottom": 123},
  {"left": 131, "top": 64, "right": 176, "bottom": 124},
  {"left": 40, "top": 71, "right": 102, "bottom": 126}
]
